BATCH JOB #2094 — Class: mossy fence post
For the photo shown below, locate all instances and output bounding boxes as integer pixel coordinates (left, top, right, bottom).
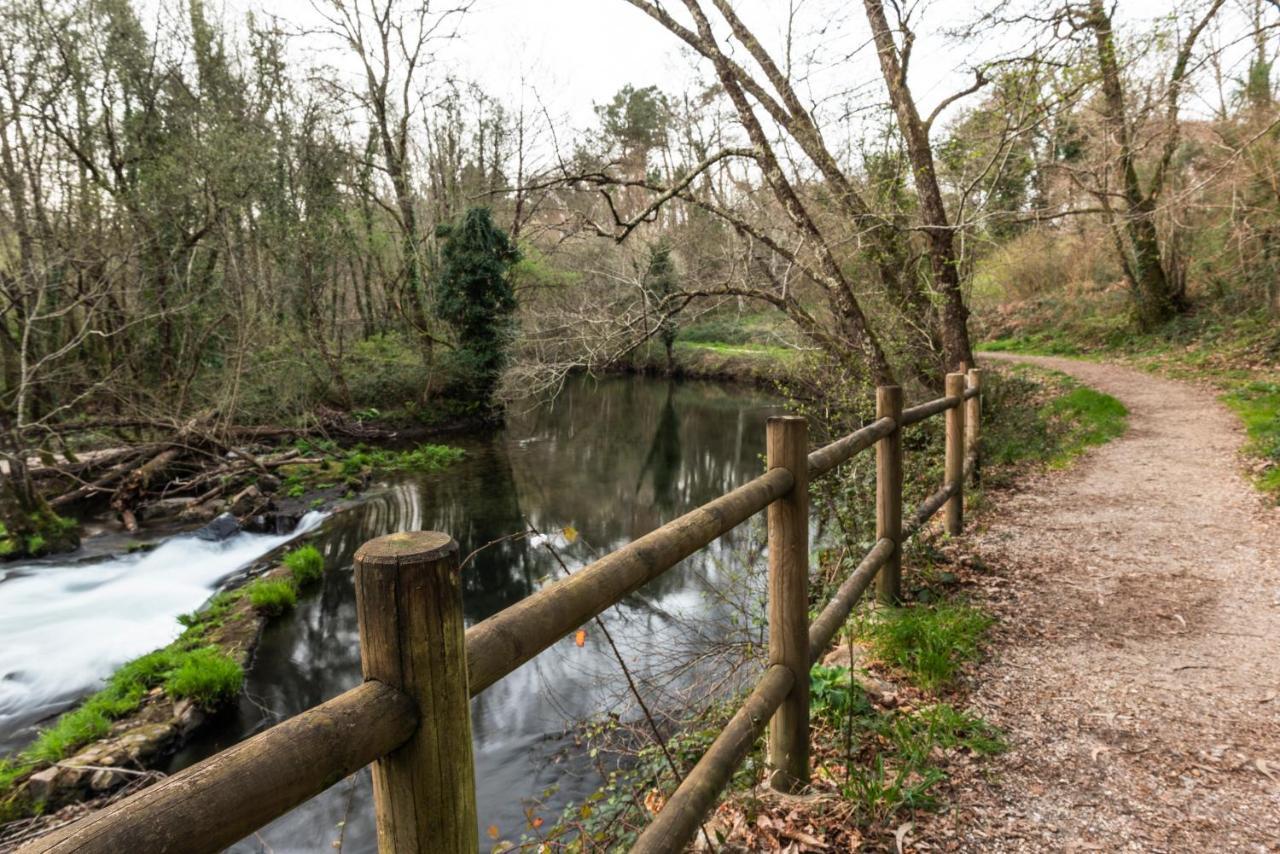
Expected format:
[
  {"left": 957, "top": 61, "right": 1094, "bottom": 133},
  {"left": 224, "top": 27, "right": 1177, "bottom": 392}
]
[
  {"left": 875, "top": 385, "right": 904, "bottom": 604},
  {"left": 766, "top": 415, "right": 809, "bottom": 792},
  {"left": 945, "top": 372, "right": 967, "bottom": 535},
  {"left": 354, "top": 531, "right": 477, "bottom": 853}
]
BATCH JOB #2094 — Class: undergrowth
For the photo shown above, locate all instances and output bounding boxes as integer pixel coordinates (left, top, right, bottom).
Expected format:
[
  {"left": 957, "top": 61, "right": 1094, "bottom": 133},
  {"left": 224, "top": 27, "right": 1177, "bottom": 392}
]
[{"left": 854, "top": 603, "right": 994, "bottom": 692}]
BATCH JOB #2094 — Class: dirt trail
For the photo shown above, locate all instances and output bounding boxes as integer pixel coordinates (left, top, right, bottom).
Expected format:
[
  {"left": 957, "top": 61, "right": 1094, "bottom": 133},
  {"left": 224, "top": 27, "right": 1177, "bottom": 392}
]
[{"left": 924, "top": 354, "right": 1280, "bottom": 853}]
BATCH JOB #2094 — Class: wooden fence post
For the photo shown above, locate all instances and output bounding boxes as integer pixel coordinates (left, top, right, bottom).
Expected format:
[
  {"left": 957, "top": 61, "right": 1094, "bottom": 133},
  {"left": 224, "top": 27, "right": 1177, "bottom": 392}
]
[
  {"left": 354, "top": 531, "right": 477, "bottom": 853},
  {"left": 766, "top": 415, "right": 809, "bottom": 793},
  {"left": 966, "top": 368, "right": 983, "bottom": 485},
  {"left": 945, "top": 373, "right": 966, "bottom": 536},
  {"left": 875, "top": 385, "right": 903, "bottom": 604}
]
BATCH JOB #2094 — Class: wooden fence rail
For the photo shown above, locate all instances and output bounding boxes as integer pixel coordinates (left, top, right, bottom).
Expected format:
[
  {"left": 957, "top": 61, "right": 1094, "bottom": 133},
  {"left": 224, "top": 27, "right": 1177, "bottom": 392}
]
[{"left": 20, "top": 370, "right": 984, "bottom": 854}]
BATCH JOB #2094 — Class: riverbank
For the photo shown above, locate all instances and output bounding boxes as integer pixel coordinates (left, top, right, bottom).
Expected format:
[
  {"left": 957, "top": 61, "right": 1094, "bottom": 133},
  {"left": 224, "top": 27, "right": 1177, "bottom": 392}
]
[{"left": 0, "top": 541, "right": 335, "bottom": 839}]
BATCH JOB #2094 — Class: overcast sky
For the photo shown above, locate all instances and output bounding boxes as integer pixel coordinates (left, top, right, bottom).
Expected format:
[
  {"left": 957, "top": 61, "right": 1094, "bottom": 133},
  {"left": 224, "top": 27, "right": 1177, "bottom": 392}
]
[{"left": 225, "top": 0, "right": 1258, "bottom": 138}]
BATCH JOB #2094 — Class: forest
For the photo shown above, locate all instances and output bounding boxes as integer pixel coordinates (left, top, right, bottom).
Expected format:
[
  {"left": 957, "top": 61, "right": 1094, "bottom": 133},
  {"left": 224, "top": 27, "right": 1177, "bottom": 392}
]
[
  {"left": 1, "top": 0, "right": 1276, "bottom": 553},
  {"left": 1, "top": 0, "right": 1279, "bottom": 850}
]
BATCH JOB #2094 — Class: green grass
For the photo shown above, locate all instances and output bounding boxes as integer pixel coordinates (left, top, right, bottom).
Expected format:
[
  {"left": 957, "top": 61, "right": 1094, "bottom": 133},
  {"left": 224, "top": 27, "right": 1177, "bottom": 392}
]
[
  {"left": 246, "top": 578, "right": 297, "bottom": 615},
  {"left": 1223, "top": 381, "right": 1280, "bottom": 496},
  {"left": 0, "top": 641, "right": 246, "bottom": 814},
  {"left": 808, "top": 663, "right": 1004, "bottom": 825},
  {"left": 283, "top": 544, "right": 325, "bottom": 585},
  {"left": 978, "top": 332, "right": 1085, "bottom": 356},
  {"left": 281, "top": 442, "right": 464, "bottom": 497},
  {"left": 1043, "top": 385, "right": 1129, "bottom": 467},
  {"left": 676, "top": 340, "right": 798, "bottom": 360},
  {"left": 164, "top": 647, "right": 244, "bottom": 707},
  {"left": 856, "top": 603, "right": 993, "bottom": 691}
]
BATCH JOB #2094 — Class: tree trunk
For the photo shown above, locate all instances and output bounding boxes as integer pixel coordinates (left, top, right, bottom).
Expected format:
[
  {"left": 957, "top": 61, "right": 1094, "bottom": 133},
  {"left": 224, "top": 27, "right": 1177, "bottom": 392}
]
[
  {"left": 1086, "top": 0, "right": 1187, "bottom": 329},
  {"left": 861, "top": 0, "right": 975, "bottom": 373}
]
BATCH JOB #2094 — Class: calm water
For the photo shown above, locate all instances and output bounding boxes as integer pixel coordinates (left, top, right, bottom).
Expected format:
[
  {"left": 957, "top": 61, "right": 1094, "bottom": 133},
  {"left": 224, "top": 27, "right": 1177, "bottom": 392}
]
[{"left": 166, "top": 376, "right": 783, "bottom": 851}]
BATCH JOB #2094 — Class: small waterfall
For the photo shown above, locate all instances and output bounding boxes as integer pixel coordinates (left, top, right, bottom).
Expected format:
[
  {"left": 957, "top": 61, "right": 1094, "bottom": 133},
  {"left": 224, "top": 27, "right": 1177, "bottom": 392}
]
[{"left": 0, "top": 511, "right": 327, "bottom": 749}]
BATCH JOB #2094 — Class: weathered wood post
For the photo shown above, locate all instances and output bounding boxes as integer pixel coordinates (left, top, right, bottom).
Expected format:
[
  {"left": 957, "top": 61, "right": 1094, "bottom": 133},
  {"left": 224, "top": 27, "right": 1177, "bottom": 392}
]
[
  {"left": 945, "top": 372, "right": 966, "bottom": 536},
  {"left": 966, "top": 368, "right": 983, "bottom": 485},
  {"left": 354, "top": 531, "right": 477, "bottom": 853},
  {"left": 875, "top": 385, "right": 904, "bottom": 604},
  {"left": 766, "top": 415, "right": 809, "bottom": 792}
]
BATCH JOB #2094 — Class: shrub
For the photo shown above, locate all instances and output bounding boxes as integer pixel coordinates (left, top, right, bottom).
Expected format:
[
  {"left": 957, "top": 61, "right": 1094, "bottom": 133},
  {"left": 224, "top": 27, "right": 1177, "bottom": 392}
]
[
  {"left": 164, "top": 647, "right": 244, "bottom": 708},
  {"left": 283, "top": 545, "right": 324, "bottom": 585},
  {"left": 247, "top": 578, "right": 297, "bottom": 615}
]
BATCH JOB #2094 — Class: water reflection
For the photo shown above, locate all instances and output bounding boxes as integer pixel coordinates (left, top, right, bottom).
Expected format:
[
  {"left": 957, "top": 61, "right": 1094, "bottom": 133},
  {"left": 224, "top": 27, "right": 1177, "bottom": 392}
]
[{"left": 169, "top": 377, "right": 781, "bottom": 852}]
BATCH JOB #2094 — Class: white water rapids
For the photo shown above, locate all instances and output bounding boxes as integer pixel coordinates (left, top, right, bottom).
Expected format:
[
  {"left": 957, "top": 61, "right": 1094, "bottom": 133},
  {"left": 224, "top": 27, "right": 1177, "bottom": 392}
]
[{"left": 0, "top": 512, "right": 326, "bottom": 747}]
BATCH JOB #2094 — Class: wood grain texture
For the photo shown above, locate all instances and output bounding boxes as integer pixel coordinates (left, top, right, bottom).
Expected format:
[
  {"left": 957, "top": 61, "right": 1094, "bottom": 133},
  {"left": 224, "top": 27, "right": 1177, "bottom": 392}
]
[
  {"left": 19, "top": 681, "right": 416, "bottom": 854},
  {"left": 966, "top": 368, "right": 983, "bottom": 485},
  {"left": 766, "top": 416, "right": 809, "bottom": 793},
  {"left": 806, "top": 415, "right": 895, "bottom": 479},
  {"left": 945, "top": 372, "right": 967, "bottom": 535},
  {"left": 355, "top": 532, "right": 477, "bottom": 854},
  {"left": 875, "top": 385, "right": 904, "bottom": 604}
]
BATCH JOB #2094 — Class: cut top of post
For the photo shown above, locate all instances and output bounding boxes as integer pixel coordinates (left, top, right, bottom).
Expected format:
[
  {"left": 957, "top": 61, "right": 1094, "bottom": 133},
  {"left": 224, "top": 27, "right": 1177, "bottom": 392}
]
[{"left": 354, "top": 531, "right": 457, "bottom": 567}]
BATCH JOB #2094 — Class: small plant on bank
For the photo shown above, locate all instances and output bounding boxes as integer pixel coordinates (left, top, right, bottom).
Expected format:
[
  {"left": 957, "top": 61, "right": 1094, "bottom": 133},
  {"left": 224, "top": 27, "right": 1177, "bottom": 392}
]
[
  {"left": 247, "top": 578, "right": 297, "bottom": 616},
  {"left": 284, "top": 544, "right": 324, "bottom": 585},
  {"left": 856, "top": 602, "right": 993, "bottom": 691},
  {"left": 164, "top": 647, "right": 244, "bottom": 708}
]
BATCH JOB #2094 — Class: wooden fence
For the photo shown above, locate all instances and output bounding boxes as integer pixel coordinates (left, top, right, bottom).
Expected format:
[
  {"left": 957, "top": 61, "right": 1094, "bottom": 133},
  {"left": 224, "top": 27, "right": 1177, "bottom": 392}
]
[{"left": 20, "top": 369, "right": 984, "bottom": 854}]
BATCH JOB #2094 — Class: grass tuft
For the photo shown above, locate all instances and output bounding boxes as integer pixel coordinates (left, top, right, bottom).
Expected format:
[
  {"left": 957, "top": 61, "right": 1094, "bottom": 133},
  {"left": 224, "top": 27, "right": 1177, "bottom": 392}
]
[
  {"left": 164, "top": 647, "right": 244, "bottom": 707},
  {"left": 246, "top": 578, "right": 297, "bottom": 615},
  {"left": 283, "top": 544, "right": 325, "bottom": 585},
  {"left": 857, "top": 603, "right": 993, "bottom": 691}
]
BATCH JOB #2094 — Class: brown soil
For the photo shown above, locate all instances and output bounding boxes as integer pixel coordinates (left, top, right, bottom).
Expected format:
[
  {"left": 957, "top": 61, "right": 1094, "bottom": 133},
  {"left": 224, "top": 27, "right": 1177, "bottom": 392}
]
[{"left": 918, "top": 355, "right": 1280, "bottom": 853}]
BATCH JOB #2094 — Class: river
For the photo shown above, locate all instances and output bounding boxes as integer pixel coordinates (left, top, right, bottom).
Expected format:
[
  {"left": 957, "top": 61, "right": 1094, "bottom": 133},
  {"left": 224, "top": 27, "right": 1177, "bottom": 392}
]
[{"left": 1, "top": 376, "right": 782, "bottom": 849}]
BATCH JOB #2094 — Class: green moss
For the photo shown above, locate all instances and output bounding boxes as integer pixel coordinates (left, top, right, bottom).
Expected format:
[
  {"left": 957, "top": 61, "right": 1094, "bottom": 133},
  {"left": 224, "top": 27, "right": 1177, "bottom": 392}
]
[
  {"left": 856, "top": 603, "right": 993, "bottom": 691},
  {"left": 246, "top": 578, "right": 297, "bottom": 615},
  {"left": 280, "top": 442, "right": 464, "bottom": 498},
  {"left": 164, "top": 647, "right": 244, "bottom": 707},
  {"left": 283, "top": 544, "right": 324, "bottom": 585}
]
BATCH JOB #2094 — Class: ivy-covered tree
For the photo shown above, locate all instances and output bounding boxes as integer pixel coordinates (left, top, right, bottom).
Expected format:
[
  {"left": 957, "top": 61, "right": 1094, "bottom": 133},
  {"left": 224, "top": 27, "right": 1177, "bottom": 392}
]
[
  {"left": 643, "top": 241, "right": 680, "bottom": 374},
  {"left": 435, "top": 207, "right": 520, "bottom": 407}
]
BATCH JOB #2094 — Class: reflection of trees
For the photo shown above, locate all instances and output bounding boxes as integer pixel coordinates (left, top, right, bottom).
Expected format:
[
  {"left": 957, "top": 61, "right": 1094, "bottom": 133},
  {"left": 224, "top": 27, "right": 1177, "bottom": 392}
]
[{"left": 635, "top": 383, "right": 682, "bottom": 514}]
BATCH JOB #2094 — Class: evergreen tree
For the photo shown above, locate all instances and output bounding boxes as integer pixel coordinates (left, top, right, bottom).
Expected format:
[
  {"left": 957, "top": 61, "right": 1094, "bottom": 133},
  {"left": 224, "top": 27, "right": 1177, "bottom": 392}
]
[
  {"left": 435, "top": 207, "right": 520, "bottom": 406},
  {"left": 644, "top": 241, "right": 679, "bottom": 374}
]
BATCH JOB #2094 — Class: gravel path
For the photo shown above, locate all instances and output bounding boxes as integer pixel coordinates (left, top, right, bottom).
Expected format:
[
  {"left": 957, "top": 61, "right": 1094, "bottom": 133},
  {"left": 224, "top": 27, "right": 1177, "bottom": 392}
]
[{"left": 925, "top": 354, "right": 1280, "bottom": 853}]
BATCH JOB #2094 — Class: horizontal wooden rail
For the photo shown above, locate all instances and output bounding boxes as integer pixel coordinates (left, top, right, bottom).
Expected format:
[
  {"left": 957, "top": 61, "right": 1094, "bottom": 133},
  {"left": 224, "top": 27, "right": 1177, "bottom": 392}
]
[
  {"left": 806, "top": 415, "right": 895, "bottom": 479},
  {"left": 20, "top": 681, "right": 416, "bottom": 854},
  {"left": 465, "top": 466, "right": 794, "bottom": 695},
  {"left": 901, "top": 480, "right": 959, "bottom": 541},
  {"left": 901, "top": 394, "right": 961, "bottom": 426},
  {"left": 808, "top": 537, "right": 895, "bottom": 663},
  {"left": 629, "top": 665, "right": 795, "bottom": 854}
]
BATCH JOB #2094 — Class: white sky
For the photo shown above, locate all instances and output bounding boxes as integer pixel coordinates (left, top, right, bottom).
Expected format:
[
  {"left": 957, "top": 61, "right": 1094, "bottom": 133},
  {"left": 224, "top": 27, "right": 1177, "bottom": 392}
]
[{"left": 226, "top": 0, "right": 1261, "bottom": 141}]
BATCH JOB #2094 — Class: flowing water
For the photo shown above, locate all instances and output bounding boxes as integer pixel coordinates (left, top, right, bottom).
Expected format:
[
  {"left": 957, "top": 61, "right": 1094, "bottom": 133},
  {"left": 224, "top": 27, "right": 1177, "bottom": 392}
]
[
  {"left": 0, "top": 514, "right": 326, "bottom": 753},
  {"left": 3, "top": 376, "right": 782, "bottom": 849}
]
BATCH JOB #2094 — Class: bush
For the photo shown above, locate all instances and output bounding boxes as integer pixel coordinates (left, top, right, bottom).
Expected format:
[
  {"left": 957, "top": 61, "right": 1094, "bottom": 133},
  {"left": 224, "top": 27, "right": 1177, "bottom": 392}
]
[
  {"left": 247, "top": 578, "right": 297, "bottom": 615},
  {"left": 341, "top": 332, "right": 425, "bottom": 408},
  {"left": 164, "top": 647, "right": 244, "bottom": 708},
  {"left": 283, "top": 545, "right": 324, "bottom": 585},
  {"left": 974, "top": 228, "right": 1119, "bottom": 302}
]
